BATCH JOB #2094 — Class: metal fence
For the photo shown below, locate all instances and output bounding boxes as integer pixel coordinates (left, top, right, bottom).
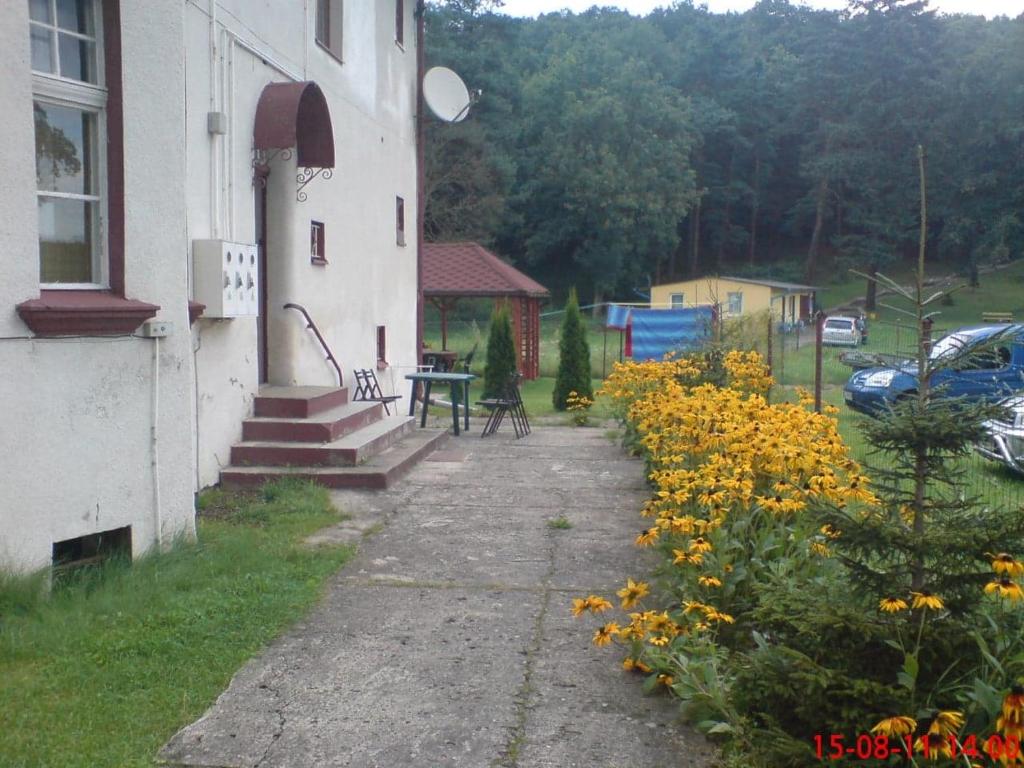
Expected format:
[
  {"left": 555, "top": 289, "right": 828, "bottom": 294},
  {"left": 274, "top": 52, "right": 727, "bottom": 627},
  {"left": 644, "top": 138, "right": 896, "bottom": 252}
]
[{"left": 759, "top": 312, "right": 1023, "bottom": 513}]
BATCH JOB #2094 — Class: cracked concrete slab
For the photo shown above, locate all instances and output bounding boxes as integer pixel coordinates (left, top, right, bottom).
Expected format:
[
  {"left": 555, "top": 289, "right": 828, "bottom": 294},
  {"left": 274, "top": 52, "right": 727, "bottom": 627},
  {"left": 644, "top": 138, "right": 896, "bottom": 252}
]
[{"left": 160, "top": 426, "right": 714, "bottom": 768}]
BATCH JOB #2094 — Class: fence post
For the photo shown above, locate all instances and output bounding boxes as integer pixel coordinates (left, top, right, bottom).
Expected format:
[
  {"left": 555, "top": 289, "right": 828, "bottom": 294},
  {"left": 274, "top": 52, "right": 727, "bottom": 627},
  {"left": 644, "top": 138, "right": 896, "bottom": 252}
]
[
  {"left": 765, "top": 311, "right": 773, "bottom": 401},
  {"left": 814, "top": 310, "right": 826, "bottom": 413}
]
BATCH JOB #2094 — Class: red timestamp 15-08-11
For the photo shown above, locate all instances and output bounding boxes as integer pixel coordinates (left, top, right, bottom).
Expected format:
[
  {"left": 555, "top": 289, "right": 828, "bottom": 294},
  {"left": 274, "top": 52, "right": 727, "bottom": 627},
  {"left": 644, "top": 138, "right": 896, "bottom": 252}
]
[{"left": 813, "top": 732, "right": 1023, "bottom": 761}]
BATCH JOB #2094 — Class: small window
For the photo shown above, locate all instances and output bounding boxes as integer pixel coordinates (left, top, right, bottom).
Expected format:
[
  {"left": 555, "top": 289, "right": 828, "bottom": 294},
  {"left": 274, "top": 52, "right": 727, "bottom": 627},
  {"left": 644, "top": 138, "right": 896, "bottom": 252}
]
[
  {"left": 376, "top": 325, "right": 387, "bottom": 366},
  {"left": 310, "top": 221, "right": 326, "bottom": 265},
  {"left": 727, "top": 292, "right": 743, "bottom": 315},
  {"left": 670, "top": 292, "right": 684, "bottom": 309},
  {"left": 396, "top": 196, "right": 406, "bottom": 246},
  {"left": 52, "top": 525, "right": 131, "bottom": 571},
  {"left": 395, "top": 0, "right": 404, "bottom": 46},
  {"left": 316, "top": 0, "right": 343, "bottom": 61}
]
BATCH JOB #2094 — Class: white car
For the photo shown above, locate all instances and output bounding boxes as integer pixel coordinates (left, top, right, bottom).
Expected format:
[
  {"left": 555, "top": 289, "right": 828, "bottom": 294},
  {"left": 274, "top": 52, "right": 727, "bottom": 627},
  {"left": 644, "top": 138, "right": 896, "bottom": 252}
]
[
  {"left": 823, "top": 316, "right": 862, "bottom": 347},
  {"left": 976, "top": 396, "right": 1024, "bottom": 475}
]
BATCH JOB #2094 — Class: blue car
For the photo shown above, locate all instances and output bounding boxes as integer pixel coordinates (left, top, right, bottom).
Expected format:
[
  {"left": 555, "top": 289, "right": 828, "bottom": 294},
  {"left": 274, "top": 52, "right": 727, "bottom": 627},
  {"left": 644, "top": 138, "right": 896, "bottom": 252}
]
[{"left": 843, "top": 324, "right": 1024, "bottom": 416}]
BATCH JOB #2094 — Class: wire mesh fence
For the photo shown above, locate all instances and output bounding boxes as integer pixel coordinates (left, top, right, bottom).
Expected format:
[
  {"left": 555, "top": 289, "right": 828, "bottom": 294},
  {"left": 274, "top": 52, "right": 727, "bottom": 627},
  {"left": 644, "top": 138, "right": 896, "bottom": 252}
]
[{"left": 424, "top": 299, "right": 1023, "bottom": 512}]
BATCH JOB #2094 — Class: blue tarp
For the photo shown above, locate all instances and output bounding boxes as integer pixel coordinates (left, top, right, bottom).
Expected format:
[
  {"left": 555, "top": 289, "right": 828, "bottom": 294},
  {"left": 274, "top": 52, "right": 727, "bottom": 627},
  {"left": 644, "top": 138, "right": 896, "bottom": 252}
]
[
  {"left": 605, "top": 304, "right": 632, "bottom": 330},
  {"left": 629, "top": 307, "right": 713, "bottom": 361}
]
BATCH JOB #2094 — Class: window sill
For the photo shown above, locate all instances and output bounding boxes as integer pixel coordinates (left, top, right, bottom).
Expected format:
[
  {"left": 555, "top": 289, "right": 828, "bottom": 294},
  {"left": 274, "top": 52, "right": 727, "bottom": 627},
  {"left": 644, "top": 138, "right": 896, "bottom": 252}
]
[
  {"left": 316, "top": 41, "right": 344, "bottom": 66},
  {"left": 17, "top": 290, "right": 160, "bottom": 336}
]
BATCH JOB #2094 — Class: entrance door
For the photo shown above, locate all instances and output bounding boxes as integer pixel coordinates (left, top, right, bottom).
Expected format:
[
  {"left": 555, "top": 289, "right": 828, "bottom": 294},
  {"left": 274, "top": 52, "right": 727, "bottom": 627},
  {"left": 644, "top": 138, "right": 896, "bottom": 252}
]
[{"left": 255, "top": 174, "right": 269, "bottom": 383}]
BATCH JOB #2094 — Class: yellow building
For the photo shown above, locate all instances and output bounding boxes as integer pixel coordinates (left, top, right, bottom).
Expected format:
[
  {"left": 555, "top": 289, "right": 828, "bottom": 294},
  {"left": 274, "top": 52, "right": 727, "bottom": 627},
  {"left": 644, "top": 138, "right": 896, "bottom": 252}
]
[{"left": 650, "top": 276, "right": 817, "bottom": 324}]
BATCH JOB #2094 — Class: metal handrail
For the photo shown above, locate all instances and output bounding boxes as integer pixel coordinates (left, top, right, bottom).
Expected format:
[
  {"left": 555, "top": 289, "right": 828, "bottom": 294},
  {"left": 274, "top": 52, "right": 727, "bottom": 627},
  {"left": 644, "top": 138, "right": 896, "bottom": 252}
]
[{"left": 283, "top": 303, "right": 343, "bottom": 386}]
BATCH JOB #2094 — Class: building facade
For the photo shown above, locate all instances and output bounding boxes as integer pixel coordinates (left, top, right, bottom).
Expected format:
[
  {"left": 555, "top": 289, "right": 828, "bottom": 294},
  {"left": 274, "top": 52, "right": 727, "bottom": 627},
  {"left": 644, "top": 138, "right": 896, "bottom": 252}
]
[
  {"left": 650, "top": 276, "right": 816, "bottom": 323},
  {"left": 0, "top": 0, "right": 420, "bottom": 573}
]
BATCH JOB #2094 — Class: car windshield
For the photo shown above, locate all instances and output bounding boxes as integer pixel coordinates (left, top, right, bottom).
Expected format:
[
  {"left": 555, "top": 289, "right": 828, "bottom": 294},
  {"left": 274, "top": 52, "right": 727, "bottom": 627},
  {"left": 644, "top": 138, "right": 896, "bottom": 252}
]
[
  {"left": 929, "top": 329, "right": 991, "bottom": 361},
  {"left": 826, "top": 319, "right": 853, "bottom": 330}
]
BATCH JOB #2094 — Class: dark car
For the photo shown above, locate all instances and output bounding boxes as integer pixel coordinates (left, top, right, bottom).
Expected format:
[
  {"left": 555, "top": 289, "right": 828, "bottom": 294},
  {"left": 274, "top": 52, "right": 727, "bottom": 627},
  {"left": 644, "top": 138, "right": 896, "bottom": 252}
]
[{"left": 843, "top": 324, "right": 1024, "bottom": 416}]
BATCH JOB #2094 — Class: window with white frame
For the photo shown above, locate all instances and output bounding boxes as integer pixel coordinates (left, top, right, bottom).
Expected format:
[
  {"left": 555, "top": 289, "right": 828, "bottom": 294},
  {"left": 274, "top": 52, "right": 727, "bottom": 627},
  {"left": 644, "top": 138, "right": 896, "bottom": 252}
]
[
  {"left": 30, "top": 0, "right": 107, "bottom": 287},
  {"left": 670, "top": 292, "right": 684, "bottom": 309},
  {"left": 727, "top": 291, "right": 743, "bottom": 315}
]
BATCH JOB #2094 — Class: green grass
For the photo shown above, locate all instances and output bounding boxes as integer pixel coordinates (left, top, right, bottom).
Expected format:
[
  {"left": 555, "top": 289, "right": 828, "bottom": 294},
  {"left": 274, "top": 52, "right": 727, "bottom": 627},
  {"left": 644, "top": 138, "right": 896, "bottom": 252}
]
[{"left": 0, "top": 479, "right": 353, "bottom": 768}]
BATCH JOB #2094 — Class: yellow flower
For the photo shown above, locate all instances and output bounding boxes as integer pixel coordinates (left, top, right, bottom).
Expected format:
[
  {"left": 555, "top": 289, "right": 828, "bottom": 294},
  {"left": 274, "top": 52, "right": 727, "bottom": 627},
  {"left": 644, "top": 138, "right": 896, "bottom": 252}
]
[
  {"left": 927, "top": 710, "right": 964, "bottom": 737},
  {"left": 571, "top": 597, "right": 589, "bottom": 617},
  {"left": 998, "top": 685, "right": 1024, "bottom": 731},
  {"left": 698, "top": 575, "right": 723, "bottom": 588},
  {"left": 635, "top": 527, "right": 660, "bottom": 547},
  {"left": 991, "top": 553, "right": 1024, "bottom": 578},
  {"left": 648, "top": 635, "right": 670, "bottom": 647},
  {"left": 622, "top": 656, "right": 652, "bottom": 673},
  {"left": 809, "top": 541, "right": 831, "bottom": 557},
  {"left": 672, "top": 549, "right": 703, "bottom": 566},
  {"left": 689, "top": 536, "right": 713, "bottom": 553},
  {"left": 879, "top": 597, "right": 909, "bottom": 613},
  {"left": 986, "top": 577, "right": 1024, "bottom": 602},
  {"left": 871, "top": 715, "right": 917, "bottom": 737},
  {"left": 616, "top": 578, "right": 649, "bottom": 609},
  {"left": 820, "top": 523, "right": 841, "bottom": 539},
  {"left": 657, "top": 673, "right": 674, "bottom": 687},
  {"left": 592, "top": 622, "right": 619, "bottom": 647},
  {"left": 587, "top": 595, "right": 613, "bottom": 613},
  {"left": 910, "top": 591, "right": 944, "bottom": 611}
]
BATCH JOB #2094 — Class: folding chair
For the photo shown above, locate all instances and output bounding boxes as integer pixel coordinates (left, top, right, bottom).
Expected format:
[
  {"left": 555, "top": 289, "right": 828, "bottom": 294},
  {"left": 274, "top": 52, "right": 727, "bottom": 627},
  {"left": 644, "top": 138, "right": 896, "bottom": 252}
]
[
  {"left": 477, "top": 373, "right": 530, "bottom": 438},
  {"left": 352, "top": 368, "right": 403, "bottom": 415}
]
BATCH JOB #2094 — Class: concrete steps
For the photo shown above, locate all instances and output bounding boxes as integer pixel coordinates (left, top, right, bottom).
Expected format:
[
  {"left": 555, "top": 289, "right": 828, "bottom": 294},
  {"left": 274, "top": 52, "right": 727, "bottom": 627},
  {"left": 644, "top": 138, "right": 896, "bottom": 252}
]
[
  {"left": 220, "top": 385, "right": 441, "bottom": 490},
  {"left": 243, "top": 400, "right": 383, "bottom": 443},
  {"left": 231, "top": 415, "right": 416, "bottom": 467},
  {"left": 221, "top": 428, "right": 445, "bottom": 490}
]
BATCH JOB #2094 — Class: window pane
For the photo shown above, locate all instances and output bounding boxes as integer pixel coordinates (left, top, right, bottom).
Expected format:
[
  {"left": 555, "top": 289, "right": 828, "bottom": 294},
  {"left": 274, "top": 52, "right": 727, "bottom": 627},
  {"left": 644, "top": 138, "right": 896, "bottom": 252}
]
[
  {"left": 316, "top": 0, "right": 329, "bottom": 44},
  {"left": 35, "top": 102, "right": 95, "bottom": 195},
  {"left": 30, "top": 25, "right": 54, "bottom": 73},
  {"left": 29, "top": 0, "right": 52, "bottom": 23},
  {"left": 57, "top": 0, "right": 94, "bottom": 35},
  {"left": 58, "top": 32, "right": 96, "bottom": 83},
  {"left": 38, "top": 197, "right": 96, "bottom": 283}
]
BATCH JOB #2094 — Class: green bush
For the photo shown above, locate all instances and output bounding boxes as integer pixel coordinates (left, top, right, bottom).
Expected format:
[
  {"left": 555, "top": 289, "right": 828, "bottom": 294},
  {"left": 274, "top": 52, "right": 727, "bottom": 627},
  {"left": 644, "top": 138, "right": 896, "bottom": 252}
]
[
  {"left": 552, "top": 288, "right": 592, "bottom": 410},
  {"left": 483, "top": 304, "right": 517, "bottom": 399}
]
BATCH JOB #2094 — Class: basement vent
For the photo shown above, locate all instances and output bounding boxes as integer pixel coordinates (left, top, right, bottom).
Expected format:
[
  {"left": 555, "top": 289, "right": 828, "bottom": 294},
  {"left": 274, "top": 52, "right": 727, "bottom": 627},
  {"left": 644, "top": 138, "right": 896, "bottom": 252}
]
[{"left": 52, "top": 526, "right": 132, "bottom": 571}]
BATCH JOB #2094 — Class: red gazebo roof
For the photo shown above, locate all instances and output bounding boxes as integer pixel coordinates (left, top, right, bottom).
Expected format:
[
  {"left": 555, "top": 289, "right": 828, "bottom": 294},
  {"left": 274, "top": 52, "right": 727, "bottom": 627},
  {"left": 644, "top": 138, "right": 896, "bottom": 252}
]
[{"left": 423, "top": 242, "right": 549, "bottom": 299}]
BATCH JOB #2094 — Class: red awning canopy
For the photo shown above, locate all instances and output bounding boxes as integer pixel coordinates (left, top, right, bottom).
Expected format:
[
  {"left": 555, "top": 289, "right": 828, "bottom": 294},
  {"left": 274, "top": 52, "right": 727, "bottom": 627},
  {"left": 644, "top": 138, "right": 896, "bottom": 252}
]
[{"left": 253, "top": 81, "right": 335, "bottom": 169}]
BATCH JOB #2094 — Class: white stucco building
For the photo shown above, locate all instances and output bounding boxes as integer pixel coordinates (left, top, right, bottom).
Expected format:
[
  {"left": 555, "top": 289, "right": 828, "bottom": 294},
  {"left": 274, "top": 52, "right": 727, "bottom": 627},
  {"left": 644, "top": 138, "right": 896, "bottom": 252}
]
[{"left": 0, "top": 0, "right": 422, "bottom": 573}]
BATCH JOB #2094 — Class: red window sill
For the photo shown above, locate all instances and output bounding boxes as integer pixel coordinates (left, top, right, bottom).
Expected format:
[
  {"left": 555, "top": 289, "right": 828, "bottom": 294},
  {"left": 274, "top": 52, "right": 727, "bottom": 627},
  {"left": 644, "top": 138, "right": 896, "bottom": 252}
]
[{"left": 17, "top": 290, "right": 160, "bottom": 337}]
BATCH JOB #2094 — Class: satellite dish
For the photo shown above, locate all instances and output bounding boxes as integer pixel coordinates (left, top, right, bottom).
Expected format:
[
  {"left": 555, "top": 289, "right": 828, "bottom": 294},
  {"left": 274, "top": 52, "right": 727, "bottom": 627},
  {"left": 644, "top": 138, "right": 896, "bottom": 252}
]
[{"left": 423, "top": 66, "right": 473, "bottom": 123}]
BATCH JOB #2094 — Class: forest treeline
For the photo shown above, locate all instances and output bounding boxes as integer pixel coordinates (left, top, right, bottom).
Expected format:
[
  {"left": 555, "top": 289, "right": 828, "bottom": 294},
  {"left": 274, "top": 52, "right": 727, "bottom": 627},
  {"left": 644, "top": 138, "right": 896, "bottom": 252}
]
[{"left": 423, "top": 0, "right": 1023, "bottom": 306}]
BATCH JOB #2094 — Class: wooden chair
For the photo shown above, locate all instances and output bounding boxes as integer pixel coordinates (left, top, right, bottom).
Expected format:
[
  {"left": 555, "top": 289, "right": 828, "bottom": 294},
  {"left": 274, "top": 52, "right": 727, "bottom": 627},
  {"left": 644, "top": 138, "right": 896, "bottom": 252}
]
[
  {"left": 477, "top": 373, "right": 530, "bottom": 438},
  {"left": 353, "top": 368, "right": 402, "bottom": 415}
]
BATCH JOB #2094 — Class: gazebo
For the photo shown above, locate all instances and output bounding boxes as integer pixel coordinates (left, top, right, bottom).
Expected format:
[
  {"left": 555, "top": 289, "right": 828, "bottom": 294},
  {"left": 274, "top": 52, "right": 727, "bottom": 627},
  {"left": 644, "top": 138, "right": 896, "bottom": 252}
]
[{"left": 423, "top": 242, "right": 550, "bottom": 380}]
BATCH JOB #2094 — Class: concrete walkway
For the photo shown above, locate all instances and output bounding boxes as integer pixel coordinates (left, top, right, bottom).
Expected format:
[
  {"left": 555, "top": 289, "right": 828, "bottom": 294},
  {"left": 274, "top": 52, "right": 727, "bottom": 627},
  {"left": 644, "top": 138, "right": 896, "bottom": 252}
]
[{"left": 161, "top": 427, "right": 715, "bottom": 768}]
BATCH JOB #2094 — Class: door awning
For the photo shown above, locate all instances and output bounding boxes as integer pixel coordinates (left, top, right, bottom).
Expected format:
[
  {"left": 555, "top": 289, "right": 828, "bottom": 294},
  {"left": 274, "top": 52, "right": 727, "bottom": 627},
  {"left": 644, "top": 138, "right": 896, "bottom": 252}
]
[{"left": 253, "top": 81, "right": 335, "bottom": 169}]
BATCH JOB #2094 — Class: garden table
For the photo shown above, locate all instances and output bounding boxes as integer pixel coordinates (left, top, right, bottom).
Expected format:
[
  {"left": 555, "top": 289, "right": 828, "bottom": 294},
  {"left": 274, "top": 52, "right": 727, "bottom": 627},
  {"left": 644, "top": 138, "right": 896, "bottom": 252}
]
[{"left": 404, "top": 371, "right": 476, "bottom": 435}]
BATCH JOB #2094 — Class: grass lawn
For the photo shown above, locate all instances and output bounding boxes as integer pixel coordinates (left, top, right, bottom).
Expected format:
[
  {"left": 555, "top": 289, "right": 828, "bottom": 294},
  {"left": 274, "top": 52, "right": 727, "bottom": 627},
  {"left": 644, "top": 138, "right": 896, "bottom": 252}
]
[{"left": 0, "top": 480, "right": 352, "bottom": 768}]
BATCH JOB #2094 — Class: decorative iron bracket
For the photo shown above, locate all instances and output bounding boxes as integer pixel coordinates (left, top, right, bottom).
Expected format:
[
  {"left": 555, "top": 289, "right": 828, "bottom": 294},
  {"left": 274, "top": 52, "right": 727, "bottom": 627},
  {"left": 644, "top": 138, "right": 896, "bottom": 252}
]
[
  {"left": 296, "top": 167, "right": 333, "bottom": 202},
  {"left": 252, "top": 148, "right": 292, "bottom": 187}
]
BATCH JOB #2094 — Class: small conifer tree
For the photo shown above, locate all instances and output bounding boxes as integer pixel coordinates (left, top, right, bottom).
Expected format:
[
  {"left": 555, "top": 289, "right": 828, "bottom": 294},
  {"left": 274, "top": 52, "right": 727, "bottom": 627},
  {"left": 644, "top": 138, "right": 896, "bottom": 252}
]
[
  {"left": 483, "top": 304, "right": 517, "bottom": 399},
  {"left": 553, "top": 288, "right": 592, "bottom": 410}
]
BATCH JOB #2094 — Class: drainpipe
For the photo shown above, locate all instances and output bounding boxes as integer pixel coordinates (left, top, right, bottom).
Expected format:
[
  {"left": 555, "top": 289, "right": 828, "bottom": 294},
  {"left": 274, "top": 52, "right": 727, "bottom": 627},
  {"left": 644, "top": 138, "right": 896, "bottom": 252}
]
[
  {"left": 151, "top": 336, "right": 163, "bottom": 550},
  {"left": 415, "top": 0, "right": 425, "bottom": 363}
]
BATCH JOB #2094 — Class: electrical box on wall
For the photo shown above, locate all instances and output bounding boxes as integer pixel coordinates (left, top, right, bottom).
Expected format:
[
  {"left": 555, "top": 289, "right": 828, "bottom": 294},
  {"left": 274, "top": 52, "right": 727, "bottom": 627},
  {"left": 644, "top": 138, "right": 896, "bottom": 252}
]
[{"left": 192, "top": 240, "right": 259, "bottom": 318}]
